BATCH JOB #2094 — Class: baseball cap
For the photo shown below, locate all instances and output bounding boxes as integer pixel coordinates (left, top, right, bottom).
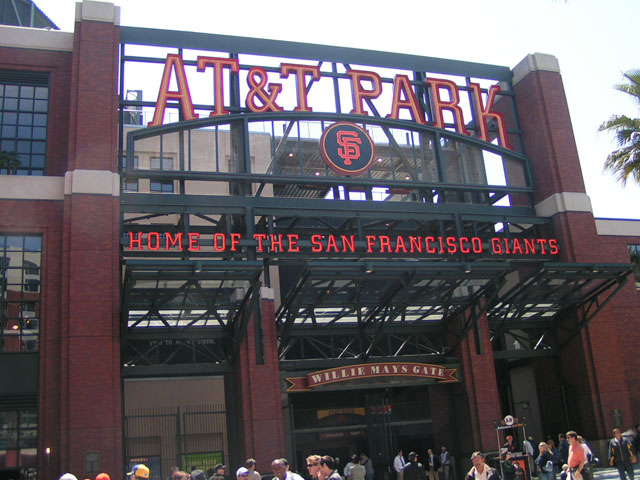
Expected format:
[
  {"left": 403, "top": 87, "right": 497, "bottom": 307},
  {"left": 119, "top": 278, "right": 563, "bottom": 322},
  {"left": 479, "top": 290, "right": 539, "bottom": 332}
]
[
  {"left": 59, "top": 474, "right": 78, "bottom": 480},
  {"left": 237, "top": 467, "right": 250, "bottom": 477},
  {"left": 127, "top": 464, "right": 150, "bottom": 479},
  {"left": 96, "top": 474, "right": 111, "bottom": 480},
  {"left": 191, "top": 470, "right": 207, "bottom": 480},
  {"left": 470, "top": 452, "right": 484, "bottom": 460}
]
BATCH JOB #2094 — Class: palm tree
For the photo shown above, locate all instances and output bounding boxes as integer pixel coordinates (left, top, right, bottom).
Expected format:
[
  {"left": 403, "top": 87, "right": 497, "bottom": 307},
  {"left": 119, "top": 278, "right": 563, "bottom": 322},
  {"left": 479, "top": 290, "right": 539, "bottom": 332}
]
[
  {"left": 599, "top": 69, "right": 640, "bottom": 185},
  {"left": 0, "top": 150, "right": 20, "bottom": 174}
]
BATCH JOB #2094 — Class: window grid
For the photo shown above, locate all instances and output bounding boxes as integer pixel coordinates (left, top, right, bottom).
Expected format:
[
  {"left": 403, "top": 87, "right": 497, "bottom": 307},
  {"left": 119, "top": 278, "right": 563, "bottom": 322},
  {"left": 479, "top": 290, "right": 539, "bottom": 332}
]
[
  {"left": 0, "top": 235, "right": 42, "bottom": 352},
  {"left": 0, "top": 80, "right": 48, "bottom": 176},
  {"left": 0, "top": 408, "right": 38, "bottom": 470}
]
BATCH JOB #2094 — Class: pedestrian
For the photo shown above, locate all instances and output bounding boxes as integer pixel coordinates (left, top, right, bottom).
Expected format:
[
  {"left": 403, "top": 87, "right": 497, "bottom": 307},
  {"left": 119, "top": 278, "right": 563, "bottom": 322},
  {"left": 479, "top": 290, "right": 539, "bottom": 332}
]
[
  {"left": 210, "top": 464, "right": 226, "bottom": 480},
  {"left": 191, "top": 470, "right": 208, "bottom": 480},
  {"left": 567, "top": 431, "right": 590, "bottom": 480},
  {"left": 536, "top": 442, "right": 555, "bottom": 480},
  {"left": 425, "top": 449, "right": 440, "bottom": 480},
  {"left": 320, "top": 456, "right": 342, "bottom": 480},
  {"left": 360, "top": 453, "right": 374, "bottom": 480},
  {"left": 440, "top": 448, "right": 451, "bottom": 480},
  {"left": 560, "top": 465, "right": 569, "bottom": 480},
  {"left": 523, "top": 437, "right": 535, "bottom": 457},
  {"left": 504, "top": 436, "right": 518, "bottom": 455},
  {"left": 402, "top": 452, "right": 425, "bottom": 480},
  {"left": 246, "top": 458, "right": 261, "bottom": 480},
  {"left": 350, "top": 458, "right": 366, "bottom": 480},
  {"left": 237, "top": 467, "right": 251, "bottom": 480},
  {"left": 394, "top": 450, "right": 406, "bottom": 480},
  {"left": 547, "top": 439, "right": 561, "bottom": 477},
  {"left": 465, "top": 452, "right": 499, "bottom": 480},
  {"left": 558, "top": 434, "right": 570, "bottom": 465},
  {"left": 501, "top": 452, "right": 516, "bottom": 480},
  {"left": 307, "top": 455, "right": 322, "bottom": 480},
  {"left": 58, "top": 474, "right": 78, "bottom": 480},
  {"left": 346, "top": 455, "right": 359, "bottom": 480},
  {"left": 273, "top": 458, "right": 304, "bottom": 480},
  {"left": 128, "top": 464, "right": 151, "bottom": 480},
  {"left": 609, "top": 428, "right": 636, "bottom": 480}
]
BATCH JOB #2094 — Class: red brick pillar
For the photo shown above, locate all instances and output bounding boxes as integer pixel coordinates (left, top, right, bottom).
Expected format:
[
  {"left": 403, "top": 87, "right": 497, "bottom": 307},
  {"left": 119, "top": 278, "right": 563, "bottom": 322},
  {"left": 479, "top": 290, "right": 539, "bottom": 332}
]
[
  {"left": 512, "top": 53, "right": 634, "bottom": 437},
  {"left": 457, "top": 310, "right": 501, "bottom": 452},
  {"left": 232, "top": 287, "right": 285, "bottom": 473},
  {"left": 58, "top": 1, "right": 122, "bottom": 477}
]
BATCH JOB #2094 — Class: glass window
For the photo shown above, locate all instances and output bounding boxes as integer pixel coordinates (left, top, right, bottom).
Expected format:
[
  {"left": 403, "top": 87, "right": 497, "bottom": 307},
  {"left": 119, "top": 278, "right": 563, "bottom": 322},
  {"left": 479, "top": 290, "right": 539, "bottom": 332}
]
[
  {"left": 0, "top": 234, "right": 42, "bottom": 352},
  {"left": 0, "top": 71, "right": 49, "bottom": 176},
  {"left": 150, "top": 180, "right": 174, "bottom": 193},
  {"left": 629, "top": 244, "right": 640, "bottom": 291},
  {"left": 0, "top": 408, "right": 38, "bottom": 468},
  {"left": 150, "top": 156, "right": 173, "bottom": 170}
]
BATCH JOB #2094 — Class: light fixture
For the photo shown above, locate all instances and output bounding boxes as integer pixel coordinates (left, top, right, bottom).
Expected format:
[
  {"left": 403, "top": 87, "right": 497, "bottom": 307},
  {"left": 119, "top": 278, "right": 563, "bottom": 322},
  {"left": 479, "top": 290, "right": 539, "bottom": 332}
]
[
  {"left": 11, "top": 324, "right": 19, "bottom": 330},
  {"left": 464, "top": 263, "right": 472, "bottom": 274},
  {"left": 194, "top": 261, "right": 202, "bottom": 273},
  {"left": 288, "top": 152, "right": 294, "bottom": 157},
  {"left": 364, "top": 262, "right": 373, "bottom": 274},
  {"left": 592, "top": 264, "right": 599, "bottom": 273},
  {"left": 315, "top": 171, "right": 321, "bottom": 176}
]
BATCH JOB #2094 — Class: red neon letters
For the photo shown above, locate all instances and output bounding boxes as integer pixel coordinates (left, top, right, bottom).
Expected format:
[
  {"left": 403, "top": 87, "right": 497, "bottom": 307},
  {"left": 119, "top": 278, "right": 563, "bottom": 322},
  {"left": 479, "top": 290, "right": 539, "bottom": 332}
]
[{"left": 150, "top": 55, "right": 512, "bottom": 149}]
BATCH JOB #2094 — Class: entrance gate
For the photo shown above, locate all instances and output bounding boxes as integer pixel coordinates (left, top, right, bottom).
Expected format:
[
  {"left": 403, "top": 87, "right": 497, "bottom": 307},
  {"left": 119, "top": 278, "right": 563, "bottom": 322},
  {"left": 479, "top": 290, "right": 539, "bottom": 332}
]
[{"left": 124, "top": 405, "right": 227, "bottom": 480}]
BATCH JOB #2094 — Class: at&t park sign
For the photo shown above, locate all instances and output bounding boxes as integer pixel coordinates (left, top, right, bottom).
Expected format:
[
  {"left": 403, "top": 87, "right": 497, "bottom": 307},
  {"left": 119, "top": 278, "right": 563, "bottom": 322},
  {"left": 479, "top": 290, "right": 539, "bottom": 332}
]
[{"left": 149, "top": 54, "right": 512, "bottom": 150}]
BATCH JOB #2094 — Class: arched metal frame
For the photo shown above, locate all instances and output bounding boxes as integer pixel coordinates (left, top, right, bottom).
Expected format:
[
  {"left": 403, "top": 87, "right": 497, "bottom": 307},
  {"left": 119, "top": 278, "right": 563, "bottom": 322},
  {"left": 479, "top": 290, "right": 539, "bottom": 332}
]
[{"left": 117, "top": 27, "right": 631, "bottom": 375}]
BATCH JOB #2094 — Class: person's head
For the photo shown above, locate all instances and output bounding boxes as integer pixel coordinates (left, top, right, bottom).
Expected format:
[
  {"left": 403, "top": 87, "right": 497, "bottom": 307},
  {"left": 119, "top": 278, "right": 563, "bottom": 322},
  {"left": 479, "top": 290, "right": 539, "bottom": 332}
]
[
  {"left": 408, "top": 452, "right": 417, "bottom": 463},
  {"left": 471, "top": 452, "right": 485, "bottom": 471},
  {"left": 191, "top": 470, "right": 207, "bottom": 480},
  {"left": 237, "top": 467, "right": 250, "bottom": 480},
  {"left": 441, "top": 447, "right": 447, "bottom": 453},
  {"left": 502, "top": 451, "right": 511, "bottom": 461},
  {"left": 528, "top": 436, "right": 534, "bottom": 442},
  {"left": 59, "top": 474, "right": 78, "bottom": 480},
  {"left": 320, "top": 456, "right": 336, "bottom": 475},
  {"left": 214, "top": 464, "right": 226, "bottom": 476},
  {"left": 506, "top": 435, "right": 513, "bottom": 444},
  {"left": 547, "top": 439, "right": 556, "bottom": 449},
  {"left": 397, "top": 450, "right": 403, "bottom": 457},
  {"left": 351, "top": 455, "right": 358, "bottom": 464},
  {"left": 360, "top": 453, "right": 368, "bottom": 460},
  {"left": 559, "top": 433, "right": 566, "bottom": 441},
  {"left": 613, "top": 428, "right": 622, "bottom": 440},
  {"left": 246, "top": 459, "right": 257, "bottom": 471},
  {"left": 562, "top": 465, "right": 569, "bottom": 472},
  {"left": 539, "top": 442, "right": 550, "bottom": 453},
  {"left": 566, "top": 431, "right": 578, "bottom": 445},
  {"left": 128, "top": 464, "right": 150, "bottom": 480},
  {"left": 272, "top": 460, "right": 287, "bottom": 480},
  {"left": 428, "top": 449, "right": 433, "bottom": 455},
  {"left": 280, "top": 458, "right": 291, "bottom": 472},
  {"left": 96, "top": 474, "right": 111, "bottom": 480},
  {"left": 307, "top": 455, "right": 321, "bottom": 478}
]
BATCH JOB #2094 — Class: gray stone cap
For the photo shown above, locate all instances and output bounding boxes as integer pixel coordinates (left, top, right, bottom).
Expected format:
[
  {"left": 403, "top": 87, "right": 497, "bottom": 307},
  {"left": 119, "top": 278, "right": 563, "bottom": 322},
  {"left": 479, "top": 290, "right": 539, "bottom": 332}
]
[
  {"left": 75, "top": 0, "right": 120, "bottom": 25},
  {"left": 512, "top": 53, "right": 561, "bottom": 86}
]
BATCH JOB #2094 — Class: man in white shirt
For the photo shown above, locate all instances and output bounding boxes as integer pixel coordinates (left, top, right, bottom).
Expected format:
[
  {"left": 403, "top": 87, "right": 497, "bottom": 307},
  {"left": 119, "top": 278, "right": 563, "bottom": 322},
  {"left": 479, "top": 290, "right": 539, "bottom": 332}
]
[
  {"left": 394, "top": 450, "right": 406, "bottom": 480},
  {"left": 465, "top": 452, "right": 499, "bottom": 480}
]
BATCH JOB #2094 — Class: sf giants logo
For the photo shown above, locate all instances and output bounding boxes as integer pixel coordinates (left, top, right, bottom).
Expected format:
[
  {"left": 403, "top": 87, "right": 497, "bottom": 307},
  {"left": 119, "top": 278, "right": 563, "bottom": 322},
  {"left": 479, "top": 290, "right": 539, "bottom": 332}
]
[
  {"left": 337, "top": 131, "right": 362, "bottom": 166},
  {"left": 320, "top": 122, "right": 375, "bottom": 176}
]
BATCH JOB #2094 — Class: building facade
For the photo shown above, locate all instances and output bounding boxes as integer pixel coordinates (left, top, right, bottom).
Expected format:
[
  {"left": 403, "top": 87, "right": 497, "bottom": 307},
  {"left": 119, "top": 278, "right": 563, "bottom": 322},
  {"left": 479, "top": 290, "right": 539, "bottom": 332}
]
[{"left": 0, "top": 2, "right": 639, "bottom": 480}]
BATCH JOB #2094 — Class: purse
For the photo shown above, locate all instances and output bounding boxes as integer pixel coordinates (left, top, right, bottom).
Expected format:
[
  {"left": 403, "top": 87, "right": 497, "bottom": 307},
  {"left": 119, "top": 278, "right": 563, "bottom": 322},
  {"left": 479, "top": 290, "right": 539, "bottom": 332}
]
[{"left": 543, "top": 461, "right": 554, "bottom": 473}]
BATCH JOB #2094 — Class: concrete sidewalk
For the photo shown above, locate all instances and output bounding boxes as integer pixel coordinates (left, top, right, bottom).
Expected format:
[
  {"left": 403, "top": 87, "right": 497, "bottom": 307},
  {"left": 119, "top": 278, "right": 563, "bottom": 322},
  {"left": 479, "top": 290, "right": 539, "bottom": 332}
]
[{"left": 592, "top": 466, "right": 638, "bottom": 480}]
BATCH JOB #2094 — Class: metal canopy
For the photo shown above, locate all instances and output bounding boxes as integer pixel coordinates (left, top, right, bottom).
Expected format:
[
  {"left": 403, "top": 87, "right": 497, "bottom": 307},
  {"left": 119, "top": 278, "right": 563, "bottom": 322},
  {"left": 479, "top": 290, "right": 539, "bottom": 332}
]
[
  {"left": 121, "top": 260, "right": 262, "bottom": 374},
  {"left": 275, "top": 261, "right": 632, "bottom": 365},
  {"left": 489, "top": 263, "right": 631, "bottom": 359},
  {"left": 276, "top": 260, "right": 510, "bottom": 363}
]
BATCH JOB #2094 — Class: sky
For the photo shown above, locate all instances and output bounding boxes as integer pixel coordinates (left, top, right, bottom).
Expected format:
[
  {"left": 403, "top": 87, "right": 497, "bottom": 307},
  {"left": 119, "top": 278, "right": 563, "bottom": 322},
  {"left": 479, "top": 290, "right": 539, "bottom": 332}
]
[{"left": 34, "top": 0, "right": 640, "bottom": 219}]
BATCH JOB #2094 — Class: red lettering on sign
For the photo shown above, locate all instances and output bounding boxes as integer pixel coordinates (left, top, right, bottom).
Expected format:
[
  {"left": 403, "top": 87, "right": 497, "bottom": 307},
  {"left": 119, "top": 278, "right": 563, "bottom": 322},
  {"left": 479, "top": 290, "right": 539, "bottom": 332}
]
[
  {"left": 196, "top": 56, "right": 240, "bottom": 117},
  {"left": 348, "top": 69, "right": 383, "bottom": 115},
  {"left": 246, "top": 67, "right": 283, "bottom": 113},
  {"left": 387, "top": 74, "right": 426, "bottom": 124},
  {"left": 150, "top": 54, "right": 198, "bottom": 126},
  {"left": 468, "top": 83, "right": 512, "bottom": 149},
  {"left": 280, "top": 63, "right": 321, "bottom": 112},
  {"left": 427, "top": 78, "right": 470, "bottom": 136}
]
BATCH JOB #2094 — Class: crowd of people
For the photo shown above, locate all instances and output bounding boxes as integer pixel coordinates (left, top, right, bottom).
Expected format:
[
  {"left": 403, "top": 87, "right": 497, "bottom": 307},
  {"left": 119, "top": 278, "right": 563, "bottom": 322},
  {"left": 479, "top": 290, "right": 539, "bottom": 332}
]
[{"left": 55, "top": 425, "right": 640, "bottom": 480}]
